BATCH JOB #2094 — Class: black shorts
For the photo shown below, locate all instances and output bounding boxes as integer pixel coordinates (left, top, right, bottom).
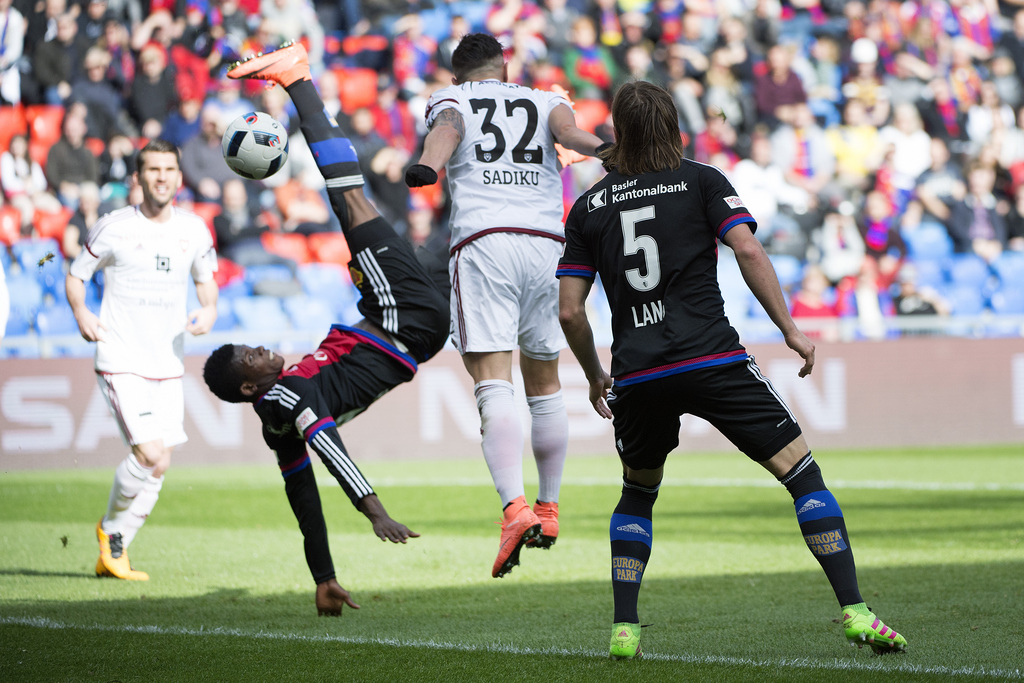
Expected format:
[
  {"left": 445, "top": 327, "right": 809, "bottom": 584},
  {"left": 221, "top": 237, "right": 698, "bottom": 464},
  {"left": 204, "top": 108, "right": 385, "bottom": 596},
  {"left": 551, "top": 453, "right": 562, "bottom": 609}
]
[
  {"left": 607, "top": 355, "right": 803, "bottom": 469},
  {"left": 345, "top": 217, "right": 451, "bottom": 363}
]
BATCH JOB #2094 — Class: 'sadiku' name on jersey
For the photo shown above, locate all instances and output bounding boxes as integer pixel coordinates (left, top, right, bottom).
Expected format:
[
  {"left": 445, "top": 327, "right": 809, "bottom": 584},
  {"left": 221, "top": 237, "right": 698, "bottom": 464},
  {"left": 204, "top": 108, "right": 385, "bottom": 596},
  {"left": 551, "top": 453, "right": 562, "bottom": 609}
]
[{"left": 481, "top": 169, "right": 542, "bottom": 186}]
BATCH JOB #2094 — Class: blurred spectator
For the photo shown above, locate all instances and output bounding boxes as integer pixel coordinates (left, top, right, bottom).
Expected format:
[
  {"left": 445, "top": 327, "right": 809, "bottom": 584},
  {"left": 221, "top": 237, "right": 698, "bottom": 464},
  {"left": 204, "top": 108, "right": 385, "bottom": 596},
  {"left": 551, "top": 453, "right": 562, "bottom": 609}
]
[
  {"left": 127, "top": 42, "right": 179, "bottom": 139},
  {"left": 486, "top": 0, "right": 544, "bottom": 43},
  {"left": 988, "top": 48, "right": 1021, "bottom": 110},
  {"left": 882, "top": 51, "right": 934, "bottom": 109},
  {"left": 369, "top": 78, "right": 418, "bottom": 155},
  {"left": 701, "top": 47, "right": 751, "bottom": 134},
  {"left": 100, "top": 16, "right": 135, "bottom": 98},
  {"left": 214, "top": 177, "right": 298, "bottom": 275},
  {"left": 713, "top": 14, "right": 757, "bottom": 84},
  {"left": 70, "top": 44, "right": 136, "bottom": 139},
  {"left": 815, "top": 203, "right": 866, "bottom": 285},
  {"left": 63, "top": 180, "right": 103, "bottom": 259},
  {"left": 835, "top": 257, "right": 894, "bottom": 341},
  {"left": 858, "top": 189, "right": 906, "bottom": 283},
  {"left": 948, "top": 36, "right": 984, "bottom": 110},
  {"left": 997, "top": 8, "right": 1024, "bottom": 84},
  {"left": 258, "top": 0, "right": 325, "bottom": 73},
  {"left": 643, "top": 0, "right": 682, "bottom": 48},
  {"left": 161, "top": 93, "right": 203, "bottom": 147},
  {"left": 910, "top": 136, "right": 966, "bottom": 228},
  {"left": 614, "top": 42, "right": 663, "bottom": 91},
  {"left": 692, "top": 106, "right": 739, "bottom": 167},
  {"left": 180, "top": 103, "right": 236, "bottom": 202},
  {"left": 0, "top": 133, "right": 63, "bottom": 235},
  {"left": 33, "top": 11, "right": 90, "bottom": 104},
  {"left": 98, "top": 133, "right": 136, "bottom": 198},
  {"left": 504, "top": 17, "right": 548, "bottom": 84},
  {"left": 540, "top": 0, "right": 579, "bottom": 67},
  {"left": 917, "top": 76, "right": 970, "bottom": 150},
  {"left": 436, "top": 14, "right": 471, "bottom": 77},
  {"left": 892, "top": 263, "right": 950, "bottom": 318},
  {"left": 804, "top": 33, "right": 842, "bottom": 129},
  {"left": 878, "top": 102, "right": 933, "bottom": 209},
  {"left": 23, "top": 0, "right": 66, "bottom": 61},
  {"left": 45, "top": 101, "right": 101, "bottom": 208},
  {"left": 825, "top": 98, "right": 884, "bottom": 195},
  {"left": 78, "top": 0, "right": 110, "bottom": 44},
  {"left": 841, "top": 37, "right": 890, "bottom": 128},
  {"left": 0, "top": 0, "right": 26, "bottom": 106},
  {"left": 391, "top": 13, "right": 436, "bottom": 96},
  {"left": 0, "top": 256, "right": 8, "bottom": 341},
  {"left": 966, "top": 81, "right": 1016, "bottom": 152},
  {"left": 789, "top": 264, "right": 840, "bottom": 342},
  {"left": 563, "top": 15, "right": 619, "bottom": 100},
  {"left": 366, "top": 145, "right": 411, "bottom": 236},
  {"left": 347, "top": 107, "right": 387, "bottom": 166},
  {"left": 273, "top": 169, "right": 334, "bottom": 235},
  {"left": 753, "top": 42, "right": 806, "bottom": 128},
  {"left": 206, "top": 76, "right": 253, "bottom": 122},
  {"left": 1005, "top": 183, "right": 1024, "bottom": 252},
  {"left": 948, "top": 160, "right": 1009, "bottom": 262},
  {"left": 731, "top": 125, "right": 812, "bottom": 255},
  {"left": 771, "top": 102, "right": 836, "bottom": 213}
]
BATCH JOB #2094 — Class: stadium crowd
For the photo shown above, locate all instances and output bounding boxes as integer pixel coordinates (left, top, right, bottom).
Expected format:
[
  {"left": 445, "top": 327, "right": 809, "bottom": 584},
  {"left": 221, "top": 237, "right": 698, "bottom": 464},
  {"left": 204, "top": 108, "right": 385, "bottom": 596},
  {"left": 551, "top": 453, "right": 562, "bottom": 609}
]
[{"left": 3, "top": 0, "right": 1024, "bottom": 350}]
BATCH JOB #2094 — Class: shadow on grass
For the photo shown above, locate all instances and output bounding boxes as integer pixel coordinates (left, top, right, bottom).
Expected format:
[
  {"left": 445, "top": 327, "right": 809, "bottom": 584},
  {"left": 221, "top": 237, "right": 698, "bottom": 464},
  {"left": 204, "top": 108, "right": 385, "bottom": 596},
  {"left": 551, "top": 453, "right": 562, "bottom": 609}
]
[{"left": 2, "top": 560, "right": 1023, "bottom": 681}]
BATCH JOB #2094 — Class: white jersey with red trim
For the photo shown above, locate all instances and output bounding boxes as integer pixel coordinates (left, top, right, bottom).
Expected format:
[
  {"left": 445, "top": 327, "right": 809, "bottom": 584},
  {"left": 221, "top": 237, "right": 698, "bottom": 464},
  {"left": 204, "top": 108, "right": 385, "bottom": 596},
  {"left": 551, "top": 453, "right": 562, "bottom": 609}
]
[
  {"left": 69, "top": 205, "right": 217, "bottom": 378},
  {"left": 425, "top": 80, "right": 571, "bottom": 250}
]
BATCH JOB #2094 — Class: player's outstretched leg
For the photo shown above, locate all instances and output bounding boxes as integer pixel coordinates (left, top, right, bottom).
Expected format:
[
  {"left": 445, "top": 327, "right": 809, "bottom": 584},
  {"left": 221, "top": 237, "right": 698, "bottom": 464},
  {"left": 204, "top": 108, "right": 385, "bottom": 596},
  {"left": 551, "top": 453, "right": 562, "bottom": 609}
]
[
  {"left": 228, "top": 42, "right": 365, "bottom": 233},
  {"left": 842, "top": 604, "right": 907, "bottom": 653}
]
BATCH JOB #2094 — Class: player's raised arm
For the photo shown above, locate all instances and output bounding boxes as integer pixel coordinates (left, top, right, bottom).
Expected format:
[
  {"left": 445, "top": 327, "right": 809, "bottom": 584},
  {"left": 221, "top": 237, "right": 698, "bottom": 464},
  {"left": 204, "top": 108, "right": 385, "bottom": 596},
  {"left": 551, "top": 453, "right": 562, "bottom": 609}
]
[{"left": 406, "top": 108, "right": 465, "bottom": 187}]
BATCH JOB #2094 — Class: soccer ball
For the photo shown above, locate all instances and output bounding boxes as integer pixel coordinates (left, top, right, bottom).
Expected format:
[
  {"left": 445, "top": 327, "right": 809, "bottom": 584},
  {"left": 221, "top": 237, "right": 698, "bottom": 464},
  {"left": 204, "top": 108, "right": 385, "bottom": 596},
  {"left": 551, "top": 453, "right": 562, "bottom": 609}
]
[{"left": 221, "top": 111, "right": 289, "bottom": 180}]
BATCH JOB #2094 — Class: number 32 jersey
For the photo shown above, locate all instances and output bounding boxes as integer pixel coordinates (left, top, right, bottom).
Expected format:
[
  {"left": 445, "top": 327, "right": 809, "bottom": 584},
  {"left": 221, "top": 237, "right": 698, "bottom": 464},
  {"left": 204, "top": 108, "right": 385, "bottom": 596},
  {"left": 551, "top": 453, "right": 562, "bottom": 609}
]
[
  {"left": 557, "top": 161, "right": 757, "bottom": 384},
  {"left": 425, "top": 80, "right": 570, "bottom": 250}
]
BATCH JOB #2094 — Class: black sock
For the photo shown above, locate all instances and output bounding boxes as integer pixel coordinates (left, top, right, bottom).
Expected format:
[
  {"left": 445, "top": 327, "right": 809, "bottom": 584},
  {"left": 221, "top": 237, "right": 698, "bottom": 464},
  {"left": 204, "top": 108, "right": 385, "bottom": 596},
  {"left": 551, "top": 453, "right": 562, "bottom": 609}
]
[
  {"left": 610, "top": 478, "right": 659, "bottom": 624},
  {"left": 780, "top": 453, "right": 863, "bottom": 607},
  {"left": 284, "top": 79, "right": 363, "bottom": 231}
]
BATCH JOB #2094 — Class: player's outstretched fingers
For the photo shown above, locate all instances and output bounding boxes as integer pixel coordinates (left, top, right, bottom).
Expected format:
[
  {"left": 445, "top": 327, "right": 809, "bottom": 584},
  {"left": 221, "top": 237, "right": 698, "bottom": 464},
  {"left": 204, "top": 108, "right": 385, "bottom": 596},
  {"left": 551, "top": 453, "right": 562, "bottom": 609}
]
[{"left": 315, "top": 579, "right": 361, "bottom": 616}]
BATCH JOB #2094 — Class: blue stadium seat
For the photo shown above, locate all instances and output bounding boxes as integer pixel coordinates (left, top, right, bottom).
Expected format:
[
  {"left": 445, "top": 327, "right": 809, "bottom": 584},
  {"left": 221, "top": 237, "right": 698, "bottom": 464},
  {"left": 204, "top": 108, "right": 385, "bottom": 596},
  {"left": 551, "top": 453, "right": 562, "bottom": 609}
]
[
  {"left": 947, "top": 254, "right": 991, "bottom": 289},
  {"left": 769, "top": 254, "right": 803, "bottom": 290},
  {"left": 296, "top": 262, "right": 357, "bottom": 315},
  {"left": 911, "top": 259, "right": 946, "bottom": 291},
  {"left": 904, "top": 224, "right": 953, "bottom": 262},
  {"left": 12, "top": 237, "right": 62, "bottom": 271},
  {"left": 35, "top": 301, "right": 80, "bottom": 336},
  {"left": 947, "top": 286, "right": 987, "bottom": 316},
  {"left": 283, "top": 295, "right": 335, "bottom": 332},
  {"left": 5, "top": 273, "right": 44, "bottom": 335},
  {"left": 232, "top": 296, "right": 292, "bottom": 332},
  {"left": 990, "top": 287, "right": 1024, "bottom": 315},
  {"left": 991, "top": 251, "right": 1024, "bottom": 289},
  {"left": 212, "top": 298, "right": 237, "bottom": 332}
]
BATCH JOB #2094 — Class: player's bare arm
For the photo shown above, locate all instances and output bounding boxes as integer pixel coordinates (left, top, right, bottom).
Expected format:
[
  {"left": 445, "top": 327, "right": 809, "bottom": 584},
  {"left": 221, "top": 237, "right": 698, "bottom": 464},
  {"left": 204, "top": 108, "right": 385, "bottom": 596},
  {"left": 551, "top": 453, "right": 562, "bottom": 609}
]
[
  {"left": 186, "top": 278, "right": 219, "bottom": 335},
  {"left": 65, "top": 272, "right": 106, "bottom": 342},
  {"left": 357, "top": 493, "right": 421, "bottom": 543},
  {"left": 724, "top": 225, "right": 815, "bottom": 377},
  {"left": 315, "top": 578, "right": 360, "bottom": 616},
  {"left": 548, "top": 104, "right": 605, "bottom": 156},
  {"left": 406, "top": 108, "right": 465, "bottom": 187},
  {"left": 558, "top": 275, "right": 614, "bottom": 419}
]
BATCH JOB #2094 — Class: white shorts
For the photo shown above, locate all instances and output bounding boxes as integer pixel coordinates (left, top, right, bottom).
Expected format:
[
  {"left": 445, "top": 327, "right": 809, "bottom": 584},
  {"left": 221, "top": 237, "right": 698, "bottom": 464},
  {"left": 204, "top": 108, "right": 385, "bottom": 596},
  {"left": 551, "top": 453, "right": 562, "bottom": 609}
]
[
  {"left": 450, "top": 232, "right": 565, "bottom": 359},
  {"left": 96, "top": 373, "right": 187, "bottom": 448}
]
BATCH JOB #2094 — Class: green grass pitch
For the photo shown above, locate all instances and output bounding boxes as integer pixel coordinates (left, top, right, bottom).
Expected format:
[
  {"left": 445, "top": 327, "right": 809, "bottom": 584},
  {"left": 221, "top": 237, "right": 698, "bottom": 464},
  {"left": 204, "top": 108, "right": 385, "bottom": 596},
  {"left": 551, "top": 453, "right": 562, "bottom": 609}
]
[{"left": 2, "top": 446, "right": 1023, "bottom": 682}]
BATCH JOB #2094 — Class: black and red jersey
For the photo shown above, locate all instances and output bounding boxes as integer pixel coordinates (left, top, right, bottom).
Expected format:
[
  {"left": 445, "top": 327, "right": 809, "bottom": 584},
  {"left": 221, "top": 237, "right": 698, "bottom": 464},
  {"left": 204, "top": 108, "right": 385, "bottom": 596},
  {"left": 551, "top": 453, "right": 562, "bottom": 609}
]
[{"left": 558, "top": 159, "right": 756, "bottom": 384}]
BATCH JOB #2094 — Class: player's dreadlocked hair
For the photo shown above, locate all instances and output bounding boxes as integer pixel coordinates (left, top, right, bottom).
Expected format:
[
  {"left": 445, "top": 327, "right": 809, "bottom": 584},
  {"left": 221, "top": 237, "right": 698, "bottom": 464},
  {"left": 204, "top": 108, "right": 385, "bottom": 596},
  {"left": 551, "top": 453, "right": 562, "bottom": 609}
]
[
  {"left": 451, "top": 33, "right": 505, "bottom": 83},
  {"left": 202, "top": 344, "right": 247, "bottom": 403},
  {"left": 603, "top": 81, "right": 685, "bottom": 177}
]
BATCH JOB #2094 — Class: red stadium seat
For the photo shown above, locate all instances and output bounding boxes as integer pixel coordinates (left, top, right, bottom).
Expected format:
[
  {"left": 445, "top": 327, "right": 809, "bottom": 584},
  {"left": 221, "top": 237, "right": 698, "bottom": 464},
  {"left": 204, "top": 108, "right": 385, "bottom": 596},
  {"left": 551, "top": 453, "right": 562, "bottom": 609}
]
[
  {"left": 307, "top": 232, "right": 351, "bottom": 266},
  {"left": 0, "top": 205, "right": 22, "bottom": 246},
  {"left": 335, "top": 67, "right": 379, "bottom": 114},
  {"left": 25, "top": 104, "right": 65, "bottom": 149},
  {"left": 190, "top": 202, "right": 221, "bottom": 243},
  {"left": 261, "top": 231, "right": 312, "bottom": 264},
  {"left": 572, "top": 98, "right": 610, "bottom": 135},
  {"left": 84, "top": 137, "right": 106, "bottom": 157},
  {"left": 0, "top": 105, "right": 28, "bottom": 153},
  {"left": 33, "top": 207, "right": 73, "bottom": 244}
]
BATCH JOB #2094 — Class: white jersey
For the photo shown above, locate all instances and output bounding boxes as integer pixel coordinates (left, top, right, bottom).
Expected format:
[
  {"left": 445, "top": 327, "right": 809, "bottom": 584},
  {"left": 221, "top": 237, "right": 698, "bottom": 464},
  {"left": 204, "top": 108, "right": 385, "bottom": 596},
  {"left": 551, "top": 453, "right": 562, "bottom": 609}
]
[
  {"left": 69, "top": 205, "right": 217, "bottom": 379},
  {"left": 425, "top": 80, "right": 571, "bottom": 251}
]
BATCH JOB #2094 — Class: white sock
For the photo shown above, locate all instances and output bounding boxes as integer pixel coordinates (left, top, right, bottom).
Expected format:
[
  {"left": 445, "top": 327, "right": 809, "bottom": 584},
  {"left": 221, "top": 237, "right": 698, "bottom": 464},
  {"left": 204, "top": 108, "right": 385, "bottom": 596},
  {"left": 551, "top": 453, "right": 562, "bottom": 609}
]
[
  {"left": 475, "top": 379, "right": 524, "bottom": 507},
  {"left": 121, "top": 474, "right": 163, "bottom": 548},
  {"left": 103, "top": 453, "right": 153, "bottom": 538},
  {"left": 527, "top": 391, "right": 567, "bottom": 504}
]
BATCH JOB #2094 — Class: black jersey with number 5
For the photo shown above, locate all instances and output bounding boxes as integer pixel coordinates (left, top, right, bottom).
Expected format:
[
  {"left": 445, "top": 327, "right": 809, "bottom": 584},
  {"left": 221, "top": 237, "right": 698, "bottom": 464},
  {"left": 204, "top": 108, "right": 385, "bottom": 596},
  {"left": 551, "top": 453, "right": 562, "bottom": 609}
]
[{"left": 557, "top": 160, "right": 757, "bottom": 385}]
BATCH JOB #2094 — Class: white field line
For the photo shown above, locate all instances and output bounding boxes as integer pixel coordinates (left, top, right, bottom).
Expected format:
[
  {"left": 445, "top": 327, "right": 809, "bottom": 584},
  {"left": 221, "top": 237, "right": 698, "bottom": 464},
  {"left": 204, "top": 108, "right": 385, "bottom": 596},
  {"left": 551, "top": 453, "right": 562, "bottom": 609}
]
[
  {"left": 364, "top": 476, "right": 1024, "bottom": 492},
  {"left": 2, "top": 616, "right": 1020, "bottom": 680}
]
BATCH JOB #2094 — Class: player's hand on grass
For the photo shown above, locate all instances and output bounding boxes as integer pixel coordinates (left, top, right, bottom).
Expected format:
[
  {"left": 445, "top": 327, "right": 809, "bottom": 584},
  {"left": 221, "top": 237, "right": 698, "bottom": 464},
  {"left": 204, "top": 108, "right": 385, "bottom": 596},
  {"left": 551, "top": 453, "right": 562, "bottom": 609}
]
[{"left": 316, "top": 578, "right": 360, "bottom": 616}]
